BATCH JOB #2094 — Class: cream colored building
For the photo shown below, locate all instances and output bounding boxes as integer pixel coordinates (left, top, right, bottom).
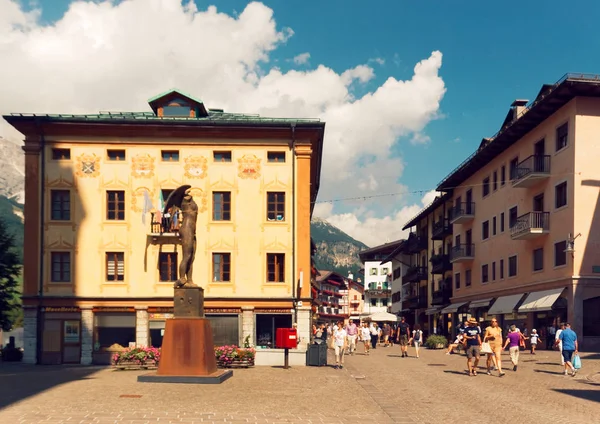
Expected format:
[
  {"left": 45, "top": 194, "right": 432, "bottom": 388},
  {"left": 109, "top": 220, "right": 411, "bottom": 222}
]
[{"left": 4, "top": 90, "right": 325, "bottom": 364}]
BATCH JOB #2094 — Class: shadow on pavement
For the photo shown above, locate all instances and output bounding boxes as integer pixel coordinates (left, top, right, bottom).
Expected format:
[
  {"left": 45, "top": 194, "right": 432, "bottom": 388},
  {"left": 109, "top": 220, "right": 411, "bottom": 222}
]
[
  {"left": 0, "top": 363, "right": 102, "bottom": 409},
  {"left": 534, "top": 369, "right": 565, "bottom": 375},
  {"left": 443, "top": 370, "right": 468, "bottom": 376},
  {"left": 552, "top": 389, "right": 600, "bottom": 403}
]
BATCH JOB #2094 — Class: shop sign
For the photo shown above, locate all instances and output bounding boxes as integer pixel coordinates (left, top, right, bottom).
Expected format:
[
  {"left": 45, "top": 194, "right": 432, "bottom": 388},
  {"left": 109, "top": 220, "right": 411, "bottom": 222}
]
[
  {"left": 42, "top": 307, "right": 80, "bottom": 313},
  {"left": 92, "top": 307, "right": 135, "bottom": 313},
  {"left": 148, "top": 307, "right": 174, "bottom": 313},
  {"left": 149, "top": 313, "right": 174, "bottom": 320},
  {"left": 254, "top": 308, "right": 291, "bottom": 314},
  {"left": 205, "top": 308, "right": 242, "bottom": 314}
]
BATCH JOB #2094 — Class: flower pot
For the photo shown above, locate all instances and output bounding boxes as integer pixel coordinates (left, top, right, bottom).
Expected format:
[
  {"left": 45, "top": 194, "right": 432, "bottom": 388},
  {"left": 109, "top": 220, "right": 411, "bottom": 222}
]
[
  {"left": 113, "top": 360, "right": 159, "bottom": 370},
  {"left": 216, "top": 358, "right": 255, "bottom": 368}
]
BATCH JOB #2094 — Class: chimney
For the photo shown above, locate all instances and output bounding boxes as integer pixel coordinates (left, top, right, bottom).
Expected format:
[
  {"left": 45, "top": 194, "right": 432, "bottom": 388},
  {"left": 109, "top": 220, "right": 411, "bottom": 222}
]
[
  {"left": 348, "top": 271, "right": 354, "bottom": 280},
  {"left": 511, "top": 99, "right": 528, "bottom": 121}
]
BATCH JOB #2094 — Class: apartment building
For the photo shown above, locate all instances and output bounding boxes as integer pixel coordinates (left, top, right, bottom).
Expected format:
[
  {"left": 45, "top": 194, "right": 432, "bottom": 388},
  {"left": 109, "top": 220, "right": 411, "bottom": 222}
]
[
  {"left": 313, "top": 271, "right": 347, "bottom": 322},
  {"left": 4, "top": 89, "right": 325, "bottom": 364},
  {"left": 430, "top": 74, "right": 600, "bottom": 348}
]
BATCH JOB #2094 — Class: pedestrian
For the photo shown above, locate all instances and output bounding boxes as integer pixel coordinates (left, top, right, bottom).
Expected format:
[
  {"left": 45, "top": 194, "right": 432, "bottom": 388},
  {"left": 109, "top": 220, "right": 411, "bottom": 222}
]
[
  {"left": 397, "top": 317, "right": 410, "bottom": 358},
  {"left": 382, "top": 323, "right": 391, "bottom": 347},
  {"left": 411, "top": 323, "right": 423, "bottom": 358},
  {"left": 370, "top": 322, "right": 379, "bottom": 349},
  {"left": 503, "top": 325, "right": 524, "bottom": 371},
  {"left": 529, "top": 329, "right": 541, "bottom": 354},
  {"left": 555, "top": 322, "right": 566, "bottom": 366},
  {"left": 360, "top": 322, "right": 371, "bottom": 355},
  {"left": 333, "top": 321, "right": 347, "bottom": 370},
  {"left": 446, "top": 333, "right": 464, "bottom": 355},
  {"left": 345, "top": 319, "right": 358, "bottom": 355},
  {"left": 546, "top": 323, "right": 556, "bottom": 350},
  {"left": 463, "top": 318, "right": 482, "bottom": 376},
  {"left": 483, "top": 317, "right": 505, "bottom": 377},
  {"left": 556, "top": 323, "right": 579, "bottom": 376}
]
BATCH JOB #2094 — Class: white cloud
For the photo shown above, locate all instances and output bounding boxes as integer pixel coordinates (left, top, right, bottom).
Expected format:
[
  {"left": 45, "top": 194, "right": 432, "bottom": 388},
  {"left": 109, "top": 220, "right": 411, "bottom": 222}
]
[
  {"left": 0, "top": 0, "right": 447, "bottom": 246},
  {"left": 369, "top": 57, "right": 385, "bottom": 66},
  {"left": 292, "top": 52, "right": 310, "bottom": 65}
]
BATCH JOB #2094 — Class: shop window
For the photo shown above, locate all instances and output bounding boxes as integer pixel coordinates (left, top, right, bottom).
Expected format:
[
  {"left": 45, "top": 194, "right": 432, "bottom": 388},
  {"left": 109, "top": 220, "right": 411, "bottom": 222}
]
[
  {"left": 207, "top": 315, "right": 240, "bottom": 346},
  {"left": 212, "top": 192, "right": 231, "bottom": 221},
  {"left": 106, "top": 190, "right": 125, "bottom": 220},
  {"left": 149, "top": 321, "right": 165, "bottom": 348},
  {"left": 51, "top": 190, "right": 71, "bottom": 221},
  {"left": 256, "top": 314, "right": 292, "bottom": 348},
  {"left": 94, "top": 313, "right": 136, "bottom": 350},
  {"left": 267, "top": 253, "right": 285, "bottom": 282},
  {"left": 267, "top": 192, "right": 285, "bottom": 221},
  {"left": 159, "top": 252, "right": 177, "bottom": 282}
]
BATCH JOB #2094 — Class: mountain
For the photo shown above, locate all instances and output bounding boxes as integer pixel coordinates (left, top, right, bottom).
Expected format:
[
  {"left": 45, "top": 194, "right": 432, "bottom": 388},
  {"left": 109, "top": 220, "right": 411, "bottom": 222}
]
[
  {"left": 0, "top": 138, "right": 24, "bottom": 203},
  {"left": 310, "top": 217, "right": 369, "bottom": 276}
]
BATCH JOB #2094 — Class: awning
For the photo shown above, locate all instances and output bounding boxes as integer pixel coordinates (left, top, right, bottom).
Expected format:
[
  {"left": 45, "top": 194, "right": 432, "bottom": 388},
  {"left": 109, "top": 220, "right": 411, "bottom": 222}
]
[
  {"left": 518, "top": 287, "right": 566, "bottom": 313},
  {"left": 368, "top": 311, "right": 398, "bottom": 322},
  {"left": 440, "top": 301, "right": 469, "bottom": 314},
  {"left": 426, "top": 307, "right": 443, "bottom": 315},
  {"left": 487, "top": 294, "right": 526, "bottom": 315},
  {"left": 469, "top": 298, "right": 494, "bottom": 309}
]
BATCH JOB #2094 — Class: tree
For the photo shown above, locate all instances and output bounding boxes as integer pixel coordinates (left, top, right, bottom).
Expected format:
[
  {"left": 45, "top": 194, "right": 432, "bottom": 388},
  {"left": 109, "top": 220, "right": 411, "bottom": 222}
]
[{"left": 0, "top": 219, "right": 21, "bottom": 331}]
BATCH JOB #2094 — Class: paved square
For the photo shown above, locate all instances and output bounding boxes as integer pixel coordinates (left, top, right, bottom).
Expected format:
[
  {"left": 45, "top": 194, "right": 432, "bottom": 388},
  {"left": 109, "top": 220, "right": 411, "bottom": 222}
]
[{"left": 0, "top": 347, "right": 598, "bottom": 423}]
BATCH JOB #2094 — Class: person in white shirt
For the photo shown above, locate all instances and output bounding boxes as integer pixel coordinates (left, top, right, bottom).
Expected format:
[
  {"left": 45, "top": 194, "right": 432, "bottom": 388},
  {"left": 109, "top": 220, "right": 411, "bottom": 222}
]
[
  {"left": 360, "top": 322, "right": 371, "bottom": 355},
  {"left": 333, "top": 321, "right": 347, "bottom": 369},
  {"left": 555, "top": 322, "right": 565, "bottom": 365}
]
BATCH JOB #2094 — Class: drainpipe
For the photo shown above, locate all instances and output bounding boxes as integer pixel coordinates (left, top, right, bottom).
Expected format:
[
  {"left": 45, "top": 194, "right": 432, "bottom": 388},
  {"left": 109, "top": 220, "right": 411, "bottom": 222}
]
[
  {"left": 290, "top": 123, "right": 297, "bottom": 324},
  {"left": 36, "top": 120, "right": 46, "bottom": 364}
]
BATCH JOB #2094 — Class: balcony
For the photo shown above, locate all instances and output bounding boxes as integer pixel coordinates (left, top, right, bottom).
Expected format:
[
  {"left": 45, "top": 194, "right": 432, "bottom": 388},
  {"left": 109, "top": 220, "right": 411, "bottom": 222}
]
[
  {"left": 511, "top": 155, "right": 551, "bottom": 188},
  {"left": 407, "top": 233, "right": 428, "bottom": 253},
  {"left": 510, "top": 211, "right": 550, "bottom": 240},
  {"left": 450, "top": 244, "right": 475, "bottom": 263},
  {"left": 431, "top": 279, "right": 452, "bottom": 305},
  {"left": 366, "top": 282, "right": 391, "bottom": 297},
  {"left": 403, "top": 291, "right": 428, "bottom": 310},
  {"left": 147, "top": 212, "right": 181, "bottom": 244},
  {"left": 431, "top": 219, "right": 452, "bottom": 240},
  {"left": 449, "top": 202, "right": 475, "bottom": 224},
  {"left": 402, "top": 266, "right": 428, "bottom": 284},
  {"left": 430, "top": 253, "right": 451, "bottom": 274}
]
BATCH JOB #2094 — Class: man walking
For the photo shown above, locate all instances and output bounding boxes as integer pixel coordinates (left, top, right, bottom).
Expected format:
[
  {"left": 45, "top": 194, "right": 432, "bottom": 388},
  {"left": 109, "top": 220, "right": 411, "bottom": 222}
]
[
  {"left": 555, "top": 322, "right": 566, "bottom": 366},
  {"left": 464, "top": 318, "right": 482, "bottom": 376},
  {"left": 397, "top": 317, "right": 410, "bottom": 357},
  {"left": 546, "top": 323, "right": 556, "bottom": 350},
  {"left": 556, "top": 323, "right": 579, "bottom": 376},
  {"left": 345, "top": 319, "right": 358, "bottom": 355}
]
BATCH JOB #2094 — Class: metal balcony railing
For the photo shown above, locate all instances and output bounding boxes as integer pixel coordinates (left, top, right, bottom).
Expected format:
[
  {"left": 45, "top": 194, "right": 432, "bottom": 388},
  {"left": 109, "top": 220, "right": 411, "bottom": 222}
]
[
  {"left": 450, "top": 244, "right": 475, "bottom": 261},
  {"left": 149, "top": 212, "right": 181, "bottom": 235},
  {"left": 510, "top": 211, "right": 550, "bottom": 237},
  {"left": 449, "top": 202, "right": 475, "bottom": 222},
  {"left": 510, "top": 155, "right": 551, "bottom": 182}
]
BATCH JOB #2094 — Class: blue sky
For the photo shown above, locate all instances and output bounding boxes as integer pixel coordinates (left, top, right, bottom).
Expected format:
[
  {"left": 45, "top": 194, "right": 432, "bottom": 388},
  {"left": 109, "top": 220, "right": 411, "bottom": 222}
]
[{"left": 8, "top": 0, "right": 600, "bottom": 244}]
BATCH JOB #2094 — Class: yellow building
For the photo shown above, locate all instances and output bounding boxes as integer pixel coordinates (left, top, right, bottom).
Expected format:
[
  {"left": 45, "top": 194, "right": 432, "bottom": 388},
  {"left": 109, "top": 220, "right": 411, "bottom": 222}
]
[{"left": 4, "top": 90, "right": 325, "bottom": 364}]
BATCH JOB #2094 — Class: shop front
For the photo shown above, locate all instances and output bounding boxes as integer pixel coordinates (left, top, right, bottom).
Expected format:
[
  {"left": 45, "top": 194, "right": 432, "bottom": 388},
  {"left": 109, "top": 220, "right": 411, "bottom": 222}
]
[
  {"left": 487, "top": 293, "right": 526, "bottom": 332},
  {"left": 255, "top": 312, "right": 292, "bottom": 349},
  {"left": 92, "top": 307, "right": 137, "bottom": 364},
  {"left": 469, "top": 298, "right": 494, "bottom": 326},
  {"left": 40, "top": 307, "right": 82, "bottom": 365},
  {"left": 518, "top": 287, "right": 568, "bottom": 347},
  {"left": 440, "top": 301, "right": 470, "bottom": 339}
]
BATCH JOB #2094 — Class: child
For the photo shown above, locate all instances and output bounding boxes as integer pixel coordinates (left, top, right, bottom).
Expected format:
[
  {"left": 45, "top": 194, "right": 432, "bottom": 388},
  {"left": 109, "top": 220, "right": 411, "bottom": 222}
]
[{"left": 529, "top": 329, "right": 541, "bottom": 354}]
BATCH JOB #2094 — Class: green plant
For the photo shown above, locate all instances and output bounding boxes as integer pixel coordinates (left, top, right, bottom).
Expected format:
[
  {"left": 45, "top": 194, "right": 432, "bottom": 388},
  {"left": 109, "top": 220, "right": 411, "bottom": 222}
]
[
  {"left": 425, "top": 334, "right": 448, "bottom": 349},
  {"left": 243, "top": 335, "right": 251, "bottom": 348},
  {"left": 214, "top": 345, "right": 256, "bottom": 365},
  {"left": 112, "top": 347, "right": 161, "bottom": 365}
]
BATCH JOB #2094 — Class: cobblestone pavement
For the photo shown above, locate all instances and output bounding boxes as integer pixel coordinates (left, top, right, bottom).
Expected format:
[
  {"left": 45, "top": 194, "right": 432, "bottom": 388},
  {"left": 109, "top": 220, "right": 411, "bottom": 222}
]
[{"left": 0, "top": 347, "right": 598, "bottom": 423}]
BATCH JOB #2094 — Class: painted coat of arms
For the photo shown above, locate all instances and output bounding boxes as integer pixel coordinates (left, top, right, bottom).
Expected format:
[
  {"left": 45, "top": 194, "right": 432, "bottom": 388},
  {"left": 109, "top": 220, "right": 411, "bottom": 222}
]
[
  {"left": 75, "top": 153, "right": 100, "bottom": 178},
  {"left": 237, "top": 154, "right": 261, "bottom": 179},
  {"left": 131, "top": 154, "right": 155, "bottom": 178},
  {"left": 184, "top": 155, "right": 208, "bottom": 179}
]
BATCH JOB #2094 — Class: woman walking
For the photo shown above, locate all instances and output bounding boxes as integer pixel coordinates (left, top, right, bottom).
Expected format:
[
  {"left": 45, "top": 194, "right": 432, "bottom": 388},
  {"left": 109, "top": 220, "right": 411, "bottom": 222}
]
[
  {"left": 411, "top": 324, "right": 423, "bottom": 358},
  {"left": 360, "top": 322, "right": 371, "bottom": 355},
  {"left": 483, "top": 317, "right": 505, "bottom": 377},
  {"left": 503, "top": 325, "right": 524, "bottom": 371},
  {"left": 333, "top": 321, "right": 347, "bottom": 369}
]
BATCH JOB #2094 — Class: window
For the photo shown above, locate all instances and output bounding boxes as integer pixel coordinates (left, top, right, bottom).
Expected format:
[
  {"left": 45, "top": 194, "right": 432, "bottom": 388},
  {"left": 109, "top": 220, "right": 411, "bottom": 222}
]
[
  {"left": 161, "top": 150, "right": 179, "bottom": 162},
  {"left": 107, "top": 149, "right": 126, "bottom": 161},
  {"left": 371, "top": 298, "right": 377, "bottom": 306},
  {"left": 267, "top": 192, "right": 285, "bottom": 221},
  {"left": 159, "top": 252, "right": 177, "bottom": 282},
  {"left": 52, "top": 148, "right": 70, "bottom": 160},
  {"left": 51, "top": 190, "right": 70, "bottom": 221},
  {"left": 212, "top": 253, "right": 231, "bottom": 282},
  {"left": 533, "top": 248, "right": 544, "bottom": 271},
  {"left": 381, "top": 267, "right": 389, "bottom": 275},
  {"left": 382, "top": 298, "right": 388, "bottom": 307},
  {"left": 163, "top": 105, "right": 190, "bottom": 116},
  {"left": 509, "top": 206, "right": 518, "bottom": 228},
  {"left": 454, "top": 273, "right": 460, "bottom": 289},
  {"left": 212, "top": 192, "right": 231, "bottom": 221},
  {"left": 214, "top": 151, "right": 232, "bottom": 162},
  {"left": 482, "top": 264, "right": 489, "bottom": 283},
  {"left": 508, "top": 255, "right": 517, "bottom": 277},
  {"left": 106, "top": 191, "right": 125, "bottom": 220},
  {"left": 267, "top": 253, "right": 285, "bottom": 282},
  {"left": 555, "top": 182, "right": 567, "bottom": 209},
  {"left": 492, "top": 216, "right": 497, "bottom": 236},
  {"left": 51, "top": 252, "right": 71, "bottom": 282},
  {"left": 554, "top": 241, "right": 567, "bottom": 267},
  {"left": 500, "top": 259, "right": 504, "bottom": 279},
  {"left": 482, "top": 177, "right": 490, "bottom": 197},
  {"left": 267, "top": 152, "right": 286, "bottom": 163},
  {"left": 500, "top": 212, "right": 505, "bottom": 232},
  {"left": 509, "top": 157, "right": 519, "bottom": 180},
  {"left": 465, "top": 270, "right": 472, "bottom": 287},
  {"left": 501, "top": 165, "right": 506, "bottom": 186},
  {"left": 106, "top": 252, "right": 125, "bottom": 281},
  {"left": 492, "top": 261, "right": 496, "bottom": 281},
  {"left": 370, "top": 268, "right": 378, "bottom": 276},
  {"left": 493, "top": 171, "right": 498, "bottom": 191},
  {"left": 482, "top": 220, "right": 489, "bottom": 240},
  {"left": 556, "top": 122, "right": 568, "bottom": 151}
]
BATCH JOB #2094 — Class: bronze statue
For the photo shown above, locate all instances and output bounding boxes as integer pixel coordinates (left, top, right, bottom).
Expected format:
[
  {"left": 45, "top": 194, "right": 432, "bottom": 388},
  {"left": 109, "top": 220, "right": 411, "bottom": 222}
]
[{"left": 163, "top": 185, "right": 198, "bottom": 288}]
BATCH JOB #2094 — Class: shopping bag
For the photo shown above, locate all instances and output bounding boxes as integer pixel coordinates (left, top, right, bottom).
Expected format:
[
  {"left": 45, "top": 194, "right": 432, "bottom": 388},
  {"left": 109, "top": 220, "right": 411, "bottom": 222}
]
[
  {"left": 573, "top": 354, "right": 582, "bottom": 369},
  {"left": 480, "top": 342, "right": 493, "bottom": 354}
]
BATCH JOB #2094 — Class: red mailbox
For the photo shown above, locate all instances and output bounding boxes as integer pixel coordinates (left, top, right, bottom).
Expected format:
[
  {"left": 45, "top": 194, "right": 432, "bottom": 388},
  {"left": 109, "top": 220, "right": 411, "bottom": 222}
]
[{"left": 275, "top": 328, "right": 298, "bottom": 349}]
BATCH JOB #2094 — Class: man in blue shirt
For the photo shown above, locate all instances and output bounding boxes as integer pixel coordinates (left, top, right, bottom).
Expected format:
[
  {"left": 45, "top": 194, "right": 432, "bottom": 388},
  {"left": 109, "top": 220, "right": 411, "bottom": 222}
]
[
  {"left": 464, "top": 318, "right": 482, "bottom": 376},
  {"left": 557, "top": 323, "right": 578, "bottom": 376}
]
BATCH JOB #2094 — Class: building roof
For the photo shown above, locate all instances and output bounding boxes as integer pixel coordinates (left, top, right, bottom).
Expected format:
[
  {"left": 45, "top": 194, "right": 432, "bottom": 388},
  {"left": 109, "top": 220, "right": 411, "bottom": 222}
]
[
  {"left": 378, "top": 240, "right": 408, "bottom": 264},
  {"left": 358, "top": 239, "right": 405, "bottom": 261},
  {"left": 316, "top": 270, "right": 347, "bottom": 283},
  {"left": 437, "top": 73, "right": 600, "bottom": 191},
  {"left": 402, "top": 192, "right": 451, "bottom": 230}
]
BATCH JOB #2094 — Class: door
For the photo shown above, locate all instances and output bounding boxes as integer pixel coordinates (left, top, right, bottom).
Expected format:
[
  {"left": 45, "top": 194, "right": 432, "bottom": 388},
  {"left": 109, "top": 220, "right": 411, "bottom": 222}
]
[
  {"left": 466, "top": 230, "right": 472, "bottom": 255},
  {"left": 465, "top": 190, "right": 473, "bottom": 214},
  {"left": 534, "top": 139, "right": 545, "bottom": 172},
  {"left": 533, "top": 193, "right": 544, "bottom": 212},
  {"left": 41, "top": 320, "right": 62, "bottom": 365},
  {"left": 63, "top": 320, "right": 81, "bottom": 364}
]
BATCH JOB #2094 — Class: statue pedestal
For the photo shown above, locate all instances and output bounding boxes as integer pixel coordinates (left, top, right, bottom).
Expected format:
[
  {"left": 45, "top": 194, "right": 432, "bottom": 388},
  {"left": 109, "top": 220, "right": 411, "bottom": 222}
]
[{"left": 138, "top": 288, "right": 232, "bottom": 384}]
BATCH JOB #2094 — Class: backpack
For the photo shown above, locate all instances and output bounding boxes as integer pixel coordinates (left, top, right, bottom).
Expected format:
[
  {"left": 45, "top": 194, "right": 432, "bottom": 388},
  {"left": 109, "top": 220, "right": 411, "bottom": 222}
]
[{"left": 414, "top": 330, "right": 421, "bottom": 342}]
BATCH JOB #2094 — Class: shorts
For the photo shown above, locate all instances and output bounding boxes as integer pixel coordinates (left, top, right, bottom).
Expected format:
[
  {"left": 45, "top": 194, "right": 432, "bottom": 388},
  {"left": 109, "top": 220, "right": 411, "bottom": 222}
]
[
  {"left": 562, "top": 350, "right": 574, "bottom": 363},
  {"left": 399, "top": 335, "right": 409, "bottom": 346},
  {"left": 466, "top": 345, "right": 481, "bottom": 359}
]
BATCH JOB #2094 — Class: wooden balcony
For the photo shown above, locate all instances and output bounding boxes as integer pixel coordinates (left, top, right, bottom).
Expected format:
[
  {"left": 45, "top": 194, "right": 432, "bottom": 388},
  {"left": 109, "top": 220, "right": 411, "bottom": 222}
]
[
  {"left": 450, "top": 244, "right": 475, "bottom": 263},
  {"left": 402, "top": 266, "right": 428, "bottom": 284},
  {"left": 510, "top": 211, "right": 550, "bottom": 240},
  {"left": 431, "top": 219, "right": 452, "bottom": 240},
  {"left": 511, "top": 155, "right": 551, "bottom": 188},
  {"left": 407, "top": 233, "right": 428, "bottom": 253},
  {"left": 430, "top": 253, "right": 451, "bottom": 274},
  {"left": 449, "top": 202, "right": 475, "bottom": 224},
  {"left": 431, "top": 281, "right": 452, "bottom": 306}
]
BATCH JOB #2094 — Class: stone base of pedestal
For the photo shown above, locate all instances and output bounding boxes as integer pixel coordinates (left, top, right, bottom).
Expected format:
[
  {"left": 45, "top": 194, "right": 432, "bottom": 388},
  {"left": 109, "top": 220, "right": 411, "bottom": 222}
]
[{"left": 137, "top": 369, "right": 233, "bottom": 384}]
